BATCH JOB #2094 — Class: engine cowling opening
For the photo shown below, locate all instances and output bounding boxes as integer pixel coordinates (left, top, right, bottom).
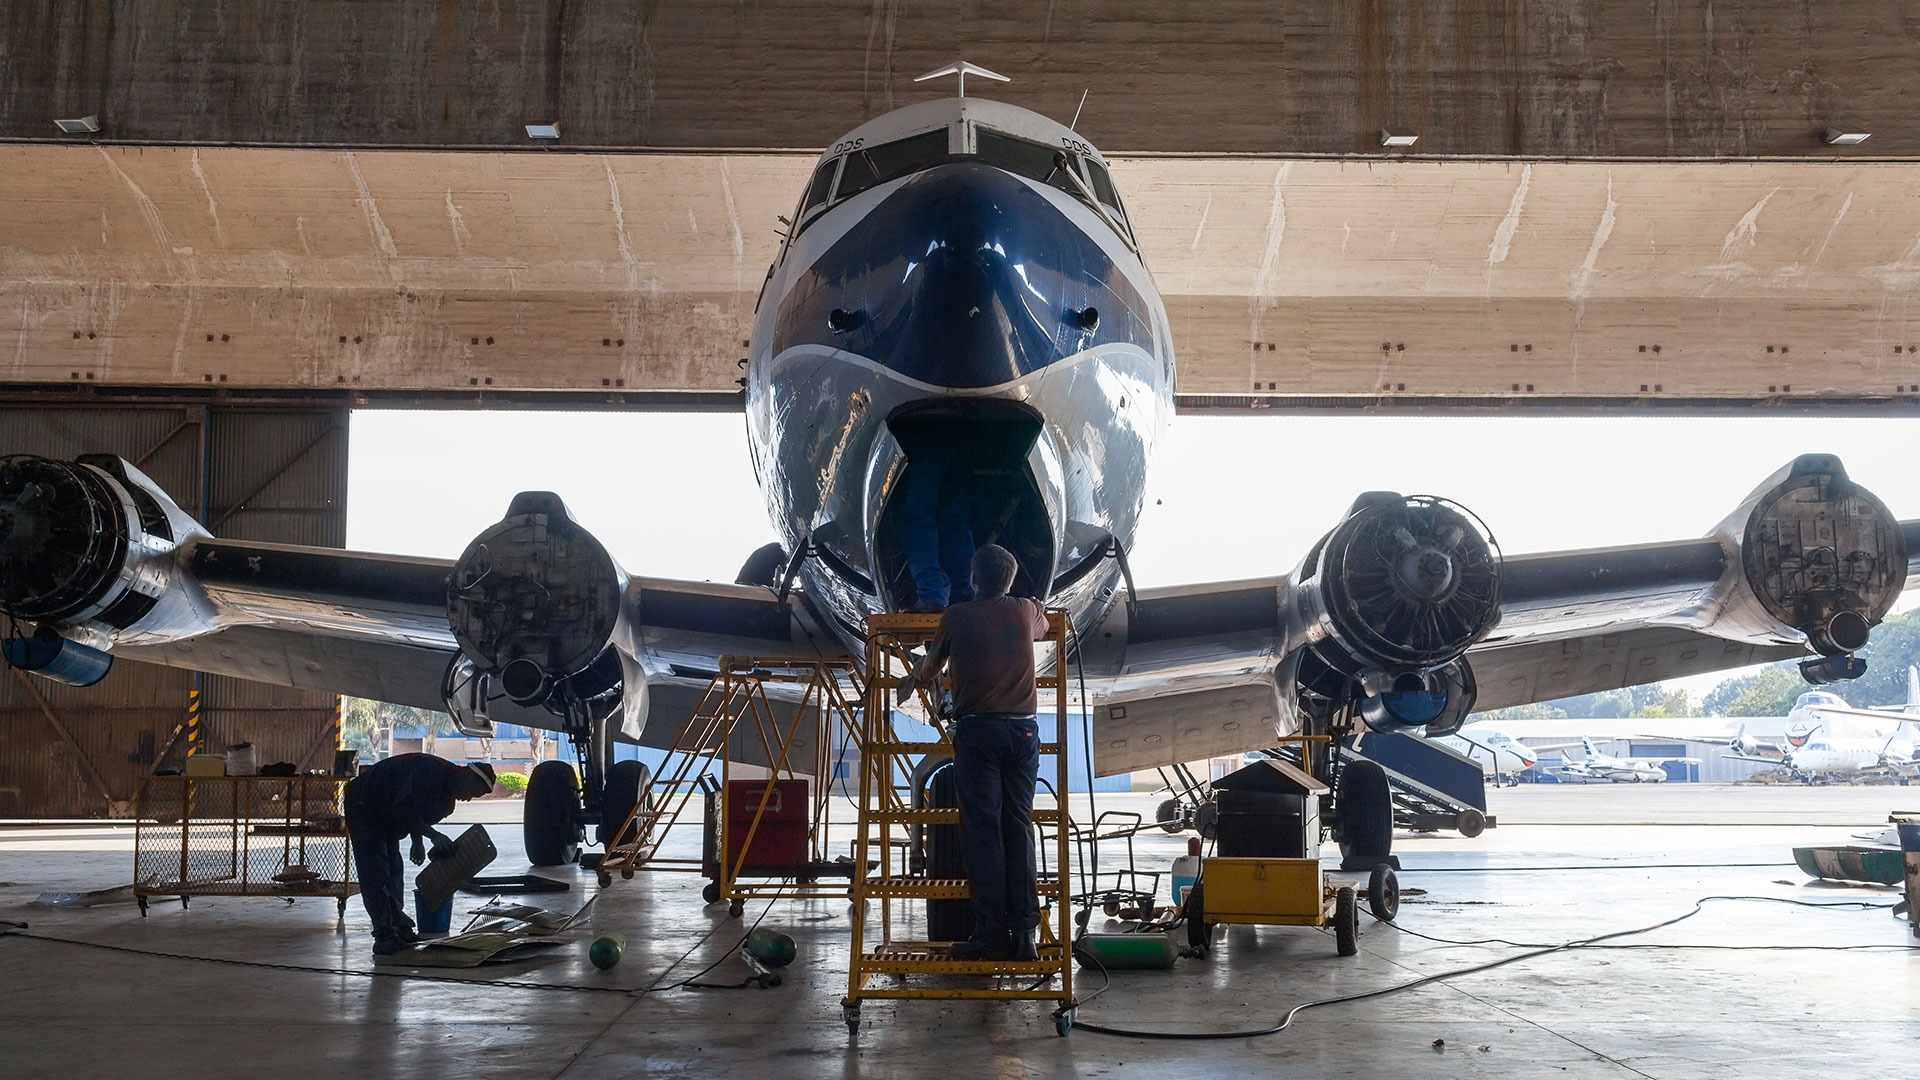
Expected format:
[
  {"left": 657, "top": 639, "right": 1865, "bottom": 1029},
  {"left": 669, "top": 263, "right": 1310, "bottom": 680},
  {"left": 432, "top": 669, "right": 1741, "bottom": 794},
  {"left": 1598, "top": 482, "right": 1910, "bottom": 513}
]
[
  {"left": 1740, "top": 456, "right": 1905, "bottom": 659},
  {"left": 1310, "top": 493, "right": 1503, "bottom": 672},
  {"left": 447, "top": 492, "right": 626, "bottom": 710},
  {"left": 0, "top": 456, "right": 133, "bottom": 623}
]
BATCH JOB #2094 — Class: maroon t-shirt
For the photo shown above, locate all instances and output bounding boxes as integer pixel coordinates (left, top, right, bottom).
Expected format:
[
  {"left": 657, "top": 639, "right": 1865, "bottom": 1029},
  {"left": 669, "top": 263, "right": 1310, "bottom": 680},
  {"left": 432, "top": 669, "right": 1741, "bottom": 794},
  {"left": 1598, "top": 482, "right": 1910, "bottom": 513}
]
[{"left": 920, "top": 596, "right": 1049, "bottom": 716}]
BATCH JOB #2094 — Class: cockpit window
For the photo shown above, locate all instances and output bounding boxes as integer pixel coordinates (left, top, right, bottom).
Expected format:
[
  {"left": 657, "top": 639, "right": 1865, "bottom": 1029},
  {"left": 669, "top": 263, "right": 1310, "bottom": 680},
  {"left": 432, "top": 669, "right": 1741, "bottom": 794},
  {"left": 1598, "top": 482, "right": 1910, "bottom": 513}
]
[
  {"left": 800, "top": 160, "right": 838, "bottom": 218},
  {"left": 974, "top": 128, "right": 1079, "bottom": 196},
  {"left": 976, "top": 127, "right": 1134, "bottom": 246},
  {"left": 836, "top": 129, "right": 952, "bottom": 202},
  {"left": 1084, "top": 158, "right": 1123, "bottom": 214}
]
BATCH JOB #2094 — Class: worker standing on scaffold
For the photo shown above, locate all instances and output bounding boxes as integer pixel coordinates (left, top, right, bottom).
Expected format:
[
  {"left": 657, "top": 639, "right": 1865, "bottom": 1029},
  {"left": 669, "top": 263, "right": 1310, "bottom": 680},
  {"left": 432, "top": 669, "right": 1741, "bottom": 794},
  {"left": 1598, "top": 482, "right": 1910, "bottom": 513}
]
[{"left": 899, "top": 544, "right": 1049, "bottom": 961}]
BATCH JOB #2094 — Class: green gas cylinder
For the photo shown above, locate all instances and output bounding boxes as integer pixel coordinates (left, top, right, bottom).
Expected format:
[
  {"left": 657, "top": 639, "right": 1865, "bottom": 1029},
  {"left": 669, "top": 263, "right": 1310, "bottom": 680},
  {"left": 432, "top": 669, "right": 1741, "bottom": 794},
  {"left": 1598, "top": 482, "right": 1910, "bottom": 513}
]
[
  {"left": 1072, "top": 931, "right": 1179, "bottom": 971},
  {"left": 588, "top": 932, "right": 627, "bottom": 970},
  {"left": 744, "top": 927, "right": 796, "bottom": 968}
]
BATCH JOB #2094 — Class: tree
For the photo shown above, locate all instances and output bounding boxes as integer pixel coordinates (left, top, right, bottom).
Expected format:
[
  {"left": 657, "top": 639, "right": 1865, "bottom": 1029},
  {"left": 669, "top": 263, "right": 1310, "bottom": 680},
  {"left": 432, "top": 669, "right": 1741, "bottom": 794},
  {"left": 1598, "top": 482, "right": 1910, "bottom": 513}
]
[
  {"left": 340, "top": 698, "right": 458, "bottom": 760},
  {"left": 1475, "top": 701, "right": 1568, "bottom": 724},
  {"left": 1702, "top": 663, "right": 1806, "bottom": 717}
]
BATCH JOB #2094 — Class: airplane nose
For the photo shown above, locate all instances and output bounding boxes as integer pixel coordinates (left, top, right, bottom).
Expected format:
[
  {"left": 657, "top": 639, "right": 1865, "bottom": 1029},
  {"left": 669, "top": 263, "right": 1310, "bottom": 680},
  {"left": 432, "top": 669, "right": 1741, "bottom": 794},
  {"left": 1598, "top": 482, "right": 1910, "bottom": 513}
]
[{"left": 779, "top": 161, "right": 1141, "bottom": 389}]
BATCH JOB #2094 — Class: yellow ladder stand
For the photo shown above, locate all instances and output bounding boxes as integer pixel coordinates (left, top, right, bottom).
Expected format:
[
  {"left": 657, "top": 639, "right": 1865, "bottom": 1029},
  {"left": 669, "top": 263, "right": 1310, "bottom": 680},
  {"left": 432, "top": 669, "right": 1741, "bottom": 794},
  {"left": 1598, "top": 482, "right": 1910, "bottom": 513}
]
[
  {"left": 596, "top": 657, "right": 864, "bottom": 913},
  {"left": 841, "top": 610, "right": 1078, "bottom": 1036}
]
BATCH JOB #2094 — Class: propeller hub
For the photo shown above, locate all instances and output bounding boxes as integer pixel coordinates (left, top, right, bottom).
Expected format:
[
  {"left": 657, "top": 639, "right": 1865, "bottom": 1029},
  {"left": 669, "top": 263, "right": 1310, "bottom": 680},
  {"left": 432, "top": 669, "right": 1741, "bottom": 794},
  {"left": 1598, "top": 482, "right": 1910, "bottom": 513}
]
[{"left": 1393, "top": 547, "right": 1457, "bottom": 603}]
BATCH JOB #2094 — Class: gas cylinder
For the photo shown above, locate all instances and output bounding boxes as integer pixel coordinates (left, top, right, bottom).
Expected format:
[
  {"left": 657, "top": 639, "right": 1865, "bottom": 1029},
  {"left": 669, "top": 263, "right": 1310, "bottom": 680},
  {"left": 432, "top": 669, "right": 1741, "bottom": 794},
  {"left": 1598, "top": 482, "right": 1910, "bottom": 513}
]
[
  {"left": 745, "top": 927, "right": 796, "bottom": 968},
  {"left": 588, "top": 932, "right": 627, "bottom": 970}
]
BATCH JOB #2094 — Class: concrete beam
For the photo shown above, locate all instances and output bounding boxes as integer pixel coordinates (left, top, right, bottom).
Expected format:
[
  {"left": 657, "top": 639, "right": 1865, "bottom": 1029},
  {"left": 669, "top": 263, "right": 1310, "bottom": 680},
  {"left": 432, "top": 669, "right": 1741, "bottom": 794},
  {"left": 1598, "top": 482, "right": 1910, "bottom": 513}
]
[
  {"left": 7, "top": 146, "right": 1920, "bottom": 406},
  {"left": 1, "top": 2, "right": 1917, "bottom": 158}
]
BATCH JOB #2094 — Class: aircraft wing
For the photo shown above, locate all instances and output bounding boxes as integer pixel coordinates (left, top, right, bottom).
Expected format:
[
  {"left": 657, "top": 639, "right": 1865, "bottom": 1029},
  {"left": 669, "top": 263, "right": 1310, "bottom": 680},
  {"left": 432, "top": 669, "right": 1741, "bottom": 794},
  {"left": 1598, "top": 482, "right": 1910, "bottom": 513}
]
[
  {"left": 1083, "top": 455, "right": 1914, "bottom": 776},
  {"left": 113, "top": 537, "right": 837, "bottom": 748},
  {"left": 0, "top": 455, "right": 837, "bottom": 758}
]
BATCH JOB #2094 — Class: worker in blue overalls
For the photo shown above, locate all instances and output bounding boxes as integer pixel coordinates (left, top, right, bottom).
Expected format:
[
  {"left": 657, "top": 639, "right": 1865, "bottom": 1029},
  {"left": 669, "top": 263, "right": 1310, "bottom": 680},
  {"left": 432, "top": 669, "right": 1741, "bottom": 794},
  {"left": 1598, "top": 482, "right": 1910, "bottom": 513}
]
[
  {"left": 344, "top": 754, "right": 496, "bottom": 954},
  {"left": 901, "top": 544, "right": 1049, "bottom": 961},
  {"left": 896, "top": 437, "right": 976, "bottom": 612}
]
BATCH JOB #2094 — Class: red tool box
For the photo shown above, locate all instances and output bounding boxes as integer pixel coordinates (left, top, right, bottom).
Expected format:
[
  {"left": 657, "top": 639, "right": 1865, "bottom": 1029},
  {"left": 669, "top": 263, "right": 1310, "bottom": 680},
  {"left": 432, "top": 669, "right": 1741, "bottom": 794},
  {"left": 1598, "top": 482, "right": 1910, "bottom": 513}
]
[{"left": 724, "top": 778, "right": 809, "bottom": 868}]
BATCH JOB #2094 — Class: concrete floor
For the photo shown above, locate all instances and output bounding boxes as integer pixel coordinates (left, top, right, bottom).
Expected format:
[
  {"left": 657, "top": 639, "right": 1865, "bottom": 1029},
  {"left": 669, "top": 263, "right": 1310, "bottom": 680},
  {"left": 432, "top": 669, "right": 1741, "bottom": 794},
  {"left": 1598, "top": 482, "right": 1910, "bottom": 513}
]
[{"left": 2, "top": 785, "right": 1916, "bottom": 1078}]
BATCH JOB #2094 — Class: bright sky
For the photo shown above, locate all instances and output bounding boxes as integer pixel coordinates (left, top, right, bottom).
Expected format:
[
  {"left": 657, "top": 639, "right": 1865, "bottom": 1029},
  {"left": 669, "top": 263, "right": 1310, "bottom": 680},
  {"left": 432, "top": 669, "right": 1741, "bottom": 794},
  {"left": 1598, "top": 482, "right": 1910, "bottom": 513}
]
[{"left": 349, "top": 411, "right": 1920, "bottom": 699}]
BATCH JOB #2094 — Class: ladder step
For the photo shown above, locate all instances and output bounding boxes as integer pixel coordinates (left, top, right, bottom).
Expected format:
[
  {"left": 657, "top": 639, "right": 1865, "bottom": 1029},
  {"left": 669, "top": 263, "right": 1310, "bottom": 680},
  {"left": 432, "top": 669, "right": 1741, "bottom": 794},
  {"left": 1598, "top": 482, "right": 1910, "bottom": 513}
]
[
  {"left": 866, "top": 741, "right": 1063, "bottom": 755},
  {"left": 868, "top": 809, "right": 1064, "bottom": 825},
  {"left": 856, "top": 948, "right": 1068, "bottom": 976},
  {"left": 858, "top": 873, "right": 1064, "bottom": 900}
]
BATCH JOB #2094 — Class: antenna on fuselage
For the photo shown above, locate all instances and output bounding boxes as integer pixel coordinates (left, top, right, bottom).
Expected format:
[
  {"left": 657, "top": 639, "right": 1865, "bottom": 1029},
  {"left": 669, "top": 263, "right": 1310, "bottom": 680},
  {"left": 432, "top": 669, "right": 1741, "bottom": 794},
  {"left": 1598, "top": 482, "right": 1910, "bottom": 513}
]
[{"left": 914, "top": 61, "right": 1010, "bottom": 98}]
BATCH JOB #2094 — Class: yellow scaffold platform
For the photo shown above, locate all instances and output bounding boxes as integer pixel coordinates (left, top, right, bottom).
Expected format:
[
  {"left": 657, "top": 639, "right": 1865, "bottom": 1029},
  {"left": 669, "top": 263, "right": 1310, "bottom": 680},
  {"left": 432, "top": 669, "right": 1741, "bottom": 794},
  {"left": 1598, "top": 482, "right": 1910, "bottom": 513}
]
[{"left": 841, "top": 610, "right": 1079, "bottom": 1037}]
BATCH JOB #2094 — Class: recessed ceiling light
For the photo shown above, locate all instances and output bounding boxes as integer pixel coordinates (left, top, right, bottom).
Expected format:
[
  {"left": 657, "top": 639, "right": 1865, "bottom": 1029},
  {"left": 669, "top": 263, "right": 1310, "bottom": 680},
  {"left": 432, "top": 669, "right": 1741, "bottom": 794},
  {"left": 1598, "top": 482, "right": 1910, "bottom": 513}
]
[
  {"left": 1822, "top": 128, "right": 1870, "bottom": 146},
  {"left": 1380, "top": 131, "right": 1419, "bottom": 148},
  {"left": 54, "top": 115, "right": 99, "bottom": 134},
  {"left": 525, "top": 123, "right": 560, "bottom": 139}
]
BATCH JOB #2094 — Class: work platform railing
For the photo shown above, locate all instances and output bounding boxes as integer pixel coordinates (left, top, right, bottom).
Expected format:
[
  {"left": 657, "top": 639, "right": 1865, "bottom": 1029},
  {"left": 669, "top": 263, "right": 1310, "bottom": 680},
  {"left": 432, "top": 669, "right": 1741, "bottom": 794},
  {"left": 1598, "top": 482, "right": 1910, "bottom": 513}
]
[{"left": 841, "top": 610, "right": 1078, "bottom": 1036}]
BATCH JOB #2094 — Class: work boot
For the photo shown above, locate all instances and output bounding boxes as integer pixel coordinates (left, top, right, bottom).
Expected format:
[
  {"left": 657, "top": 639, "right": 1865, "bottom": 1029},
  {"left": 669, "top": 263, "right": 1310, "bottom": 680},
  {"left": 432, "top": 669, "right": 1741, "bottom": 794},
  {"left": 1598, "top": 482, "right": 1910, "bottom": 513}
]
[
  {"left": 949, "top": 935, "right": 1010, "bottom": 961},
  {"left": 1010, "top": 930, "right": 1038, "bottom": 962},
  {"left": 371, "top": 935, "right": 406, "bottom": 956}
]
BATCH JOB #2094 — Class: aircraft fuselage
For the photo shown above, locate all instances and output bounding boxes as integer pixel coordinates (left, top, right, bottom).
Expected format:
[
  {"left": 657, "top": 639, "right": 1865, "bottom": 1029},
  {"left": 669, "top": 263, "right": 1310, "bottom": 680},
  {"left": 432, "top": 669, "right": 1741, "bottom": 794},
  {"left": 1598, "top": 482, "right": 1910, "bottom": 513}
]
[{"left": 743, "top": 97, "right": 1174, "bottom": 647}]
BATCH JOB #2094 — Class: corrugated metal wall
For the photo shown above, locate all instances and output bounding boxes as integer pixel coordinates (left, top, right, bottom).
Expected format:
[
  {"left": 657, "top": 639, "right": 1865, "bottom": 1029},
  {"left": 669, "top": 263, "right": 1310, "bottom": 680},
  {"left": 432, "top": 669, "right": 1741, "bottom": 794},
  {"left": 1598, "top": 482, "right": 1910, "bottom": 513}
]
[{"left": 0, "top": 406, "right": 347, "bottom": 817}]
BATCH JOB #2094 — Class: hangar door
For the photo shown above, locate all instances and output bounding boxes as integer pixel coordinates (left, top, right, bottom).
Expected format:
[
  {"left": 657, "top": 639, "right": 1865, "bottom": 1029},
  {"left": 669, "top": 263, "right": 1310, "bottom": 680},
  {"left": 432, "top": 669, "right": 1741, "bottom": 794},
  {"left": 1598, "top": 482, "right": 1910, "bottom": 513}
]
[{"left": 0, "top": 406, "right": 346, "bottom": 818}]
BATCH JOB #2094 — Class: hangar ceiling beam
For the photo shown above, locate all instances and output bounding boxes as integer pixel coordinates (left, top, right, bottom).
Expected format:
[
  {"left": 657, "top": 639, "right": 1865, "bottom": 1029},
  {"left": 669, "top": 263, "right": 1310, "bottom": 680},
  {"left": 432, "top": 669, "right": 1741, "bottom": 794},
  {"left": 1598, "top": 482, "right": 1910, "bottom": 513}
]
[
  {"left": 2, "top": 2, "right": 1915, "bottom": 159},
  {"left": 6, "top": 146, "right": 1920, "bottom": 409}
]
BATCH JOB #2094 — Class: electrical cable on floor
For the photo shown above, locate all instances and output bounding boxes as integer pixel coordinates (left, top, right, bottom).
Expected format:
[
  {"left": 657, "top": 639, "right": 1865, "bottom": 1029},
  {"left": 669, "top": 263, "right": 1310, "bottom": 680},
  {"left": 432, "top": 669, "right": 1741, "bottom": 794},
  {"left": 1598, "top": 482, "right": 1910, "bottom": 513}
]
[
  {"left": 0, "top": 887, "right": 788, "bottom": 996},
  {"left": 1071, "top": 894, "right": 1919, "bottom": 1040},
  {"left": 1395, "top": 861, "right": 1795, "bottom": 873}
]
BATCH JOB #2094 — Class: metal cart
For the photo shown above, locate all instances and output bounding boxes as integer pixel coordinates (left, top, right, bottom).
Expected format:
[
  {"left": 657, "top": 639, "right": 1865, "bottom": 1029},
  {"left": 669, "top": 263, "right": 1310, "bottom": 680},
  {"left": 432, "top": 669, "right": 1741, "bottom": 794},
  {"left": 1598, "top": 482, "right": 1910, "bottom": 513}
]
[{"left": 133, "top": 775, "right": 357, "bottom": 916}]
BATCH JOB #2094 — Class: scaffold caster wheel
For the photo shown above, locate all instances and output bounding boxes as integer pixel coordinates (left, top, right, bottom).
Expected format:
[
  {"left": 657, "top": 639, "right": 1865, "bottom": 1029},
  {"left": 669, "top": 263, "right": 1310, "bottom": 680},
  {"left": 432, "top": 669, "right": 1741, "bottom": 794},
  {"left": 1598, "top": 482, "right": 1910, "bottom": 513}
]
[
  {"left": 137, "top": 896, "right": 148, "bottom": 917},
  {"left": 336, "top": 897, "right": 348, "bottom": 918},
  {"left": 729, "top": 899, "right": 745, "bottom": 918},
  {"left": 1366, "top": 864, "right": 1399, "bottom": 923},
  {"left": 842, "top": 1004, "right": 860, "bottom": 1034},
  {"left": 597, "top": 872, "right": 612, "bottom": 888},
  {"left": 1054, "top": 1009, "right": 1075, "bottom": 1037},
  {"left": 702, "top": 881, "right": 721, "bottom": 905},
  {"left": 1074, "top": 907, "right": 1090, "bottom": 929},
  {"left": 621, "top": 869, "right": 634, "bottom": 880},
  {"left": 1334, "top": 886, "right": 1359, "bottom": 957}
]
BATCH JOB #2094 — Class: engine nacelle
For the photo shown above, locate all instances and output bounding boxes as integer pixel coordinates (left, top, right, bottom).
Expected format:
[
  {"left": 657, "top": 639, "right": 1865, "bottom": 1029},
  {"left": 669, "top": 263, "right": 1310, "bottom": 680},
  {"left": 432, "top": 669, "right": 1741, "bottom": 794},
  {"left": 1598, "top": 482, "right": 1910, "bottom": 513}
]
[
  {"left": 1714, "top": 455, "right": 1906, "bottom": 660},
  {"left": 447, "top": 491, "right": 628, "bottom": 709},
  {"left": 1290, "top": 493, "right": 1502, "bottom": 733},
  {"left": 0, "top": 454, "right": 204, "bottom": 642}
]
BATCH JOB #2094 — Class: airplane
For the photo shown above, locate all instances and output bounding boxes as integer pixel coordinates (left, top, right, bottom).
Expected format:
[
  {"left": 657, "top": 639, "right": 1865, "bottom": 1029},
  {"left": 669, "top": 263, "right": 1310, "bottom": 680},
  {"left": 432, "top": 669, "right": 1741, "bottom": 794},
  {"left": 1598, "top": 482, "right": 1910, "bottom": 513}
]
[
  {"left": 1431, "top": 724, "right": 1540, "bottom": 786},
  {"left": 1689, "top": 673, "right": 1920, "bottom": 783},
  {"left": 1546, "top": 736, "right": 1694, "bottom": 783},
  {"left": 3, "top": 63, "right": 1919, "bottom": 870}
]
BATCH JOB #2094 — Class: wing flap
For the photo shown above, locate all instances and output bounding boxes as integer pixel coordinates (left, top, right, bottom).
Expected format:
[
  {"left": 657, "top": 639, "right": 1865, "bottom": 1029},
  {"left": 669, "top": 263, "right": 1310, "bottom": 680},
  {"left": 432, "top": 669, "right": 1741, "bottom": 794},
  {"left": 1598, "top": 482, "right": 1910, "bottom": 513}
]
[{"left": 1467, "top": 624, "right": 1805, "bottom": 712}]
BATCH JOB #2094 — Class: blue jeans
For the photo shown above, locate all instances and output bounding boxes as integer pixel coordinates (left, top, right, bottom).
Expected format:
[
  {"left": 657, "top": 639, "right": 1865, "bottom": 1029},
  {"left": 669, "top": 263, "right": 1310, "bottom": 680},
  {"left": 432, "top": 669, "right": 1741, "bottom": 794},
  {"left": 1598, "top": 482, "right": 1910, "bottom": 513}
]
[
  {"left": 897, "top": 440, "right": 974, "bottom": 608},
  {"left": 952, "top": 714, "right": 1040, "bottom": 942}
]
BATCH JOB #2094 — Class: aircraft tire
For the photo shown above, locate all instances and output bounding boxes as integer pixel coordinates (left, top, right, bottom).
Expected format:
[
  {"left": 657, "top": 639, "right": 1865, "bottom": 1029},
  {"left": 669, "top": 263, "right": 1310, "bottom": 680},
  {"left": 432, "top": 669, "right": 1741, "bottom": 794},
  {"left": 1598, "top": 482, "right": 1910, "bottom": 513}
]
[
  {"left": 525, "top": 760, "right": 584, "bottom": 867},
  {"left": 597, "top": 760, "right": 651, "bottom": 846},
  {"left": 1336, "top": 759, "right": 1393, "bottom": 863}
]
